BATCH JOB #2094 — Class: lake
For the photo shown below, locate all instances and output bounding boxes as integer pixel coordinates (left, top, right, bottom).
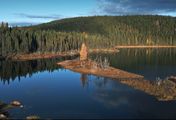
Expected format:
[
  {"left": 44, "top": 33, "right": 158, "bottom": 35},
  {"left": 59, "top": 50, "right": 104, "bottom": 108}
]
[{"left": 0, "top": 48, "right": 176, "bottom": 119}]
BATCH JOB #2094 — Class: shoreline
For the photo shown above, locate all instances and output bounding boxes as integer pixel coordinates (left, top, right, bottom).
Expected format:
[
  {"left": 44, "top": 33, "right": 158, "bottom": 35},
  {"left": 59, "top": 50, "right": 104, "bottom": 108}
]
[
  {"left": 116, "top": 45, "right": 176, "bottom": 49},
  {"left": 58, "top": 59, "right": 176, "bottom": 101},
  {"left": 7, "top": 48, "right": 119, "bottom": 61},
  {"left": 4, "top": 46, "right": 176, "bottom": 61},
  {"left": 8, "top": 52, "right": 79, "bottom": 61}
]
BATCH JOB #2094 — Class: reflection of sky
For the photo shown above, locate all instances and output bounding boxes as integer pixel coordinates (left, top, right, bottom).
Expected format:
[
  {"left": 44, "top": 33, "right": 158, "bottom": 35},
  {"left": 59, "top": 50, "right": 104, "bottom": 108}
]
[
  {"left": 91, "top": 78, "right": 176, "bottom": 119},
  {"left": 0, "top": 69, "right": 176, "bottom": 118},
  {"left": 0, "top": 48, "right": 176, "bottom": 118}
]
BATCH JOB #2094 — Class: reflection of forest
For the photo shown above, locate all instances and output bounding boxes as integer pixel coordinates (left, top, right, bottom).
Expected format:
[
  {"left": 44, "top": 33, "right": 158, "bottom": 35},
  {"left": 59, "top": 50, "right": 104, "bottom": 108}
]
[
  {"left": 80, "top": 74, "right": 88, "bottom": 88},
  {"left": 90, "top": 48, "right": 176, "bottom": 68},
  {"left": 0, "top": 56, "right": 77, "bottom": 83},
  {"left": 80, "top": 75, "right": 176, "bottom": 101},
  {"left": 1, "top": 48, "right": 175, "bottom": 84}
]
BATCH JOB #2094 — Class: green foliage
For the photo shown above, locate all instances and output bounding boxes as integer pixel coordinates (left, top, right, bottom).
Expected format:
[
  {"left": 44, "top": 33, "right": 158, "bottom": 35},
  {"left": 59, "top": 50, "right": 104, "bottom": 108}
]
[
  {"left": 30, "top": 15, "right": 176, "bottom": 46},
  {"left": 0, "top": 15, "right": 176, "bottom": 57},
  {"left": 0, "top": 27, "right": 109, "bottom": 57}
]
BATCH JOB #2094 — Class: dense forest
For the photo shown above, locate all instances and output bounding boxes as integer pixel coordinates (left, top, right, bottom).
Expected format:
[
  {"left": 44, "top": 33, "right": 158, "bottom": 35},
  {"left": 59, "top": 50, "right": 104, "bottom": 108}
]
[
  {"left": 0, "top": 15, "right": 176, "bottom": 57},
  {"left": 30, "top": 15, "right": 176, "bottom": 45},
  {"left": 1, "top": 48, "right": 176, "bottom": 83},
  {"left": 0, "top": 25, "right": 108, "bottom": 57}
]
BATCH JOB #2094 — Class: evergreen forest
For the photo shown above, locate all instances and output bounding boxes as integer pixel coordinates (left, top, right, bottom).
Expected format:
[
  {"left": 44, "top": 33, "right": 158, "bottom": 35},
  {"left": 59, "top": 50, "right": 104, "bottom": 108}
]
[{"left": 0, "top": 15, "right": 176, "bottom": 57}]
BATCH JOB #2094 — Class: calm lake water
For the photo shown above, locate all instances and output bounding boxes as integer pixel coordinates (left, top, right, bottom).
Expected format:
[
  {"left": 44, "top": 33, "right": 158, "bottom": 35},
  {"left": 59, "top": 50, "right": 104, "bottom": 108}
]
[{"left": 0, "top": 48, "right": 176, "bottom": 119}]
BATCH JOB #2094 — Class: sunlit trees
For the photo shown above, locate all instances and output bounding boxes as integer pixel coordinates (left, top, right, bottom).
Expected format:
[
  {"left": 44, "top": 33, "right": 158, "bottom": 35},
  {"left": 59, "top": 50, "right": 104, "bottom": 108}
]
[{"left": 0, "top": 15, "right": 176, "bottom": 57}]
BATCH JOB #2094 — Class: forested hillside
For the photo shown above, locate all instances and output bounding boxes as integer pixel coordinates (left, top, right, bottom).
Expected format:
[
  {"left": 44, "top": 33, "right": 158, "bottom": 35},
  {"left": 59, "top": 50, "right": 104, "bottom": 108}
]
[
  {"left": 0, "top": 15, "right": 176, "bottom": 57},
  {"left": 0, "top": 27, "right": 108, "bottom": 57},
  {"left": 30, "top": 15, "right": 176, "bottom": 45}
]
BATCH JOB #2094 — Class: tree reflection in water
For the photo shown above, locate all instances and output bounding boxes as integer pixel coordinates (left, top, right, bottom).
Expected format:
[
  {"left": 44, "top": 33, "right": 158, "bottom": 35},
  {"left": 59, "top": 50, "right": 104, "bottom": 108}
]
[
  {"left": 79, "top": 73, "right": 176, "bottom": 101},
  {"left": 0, "top": 55, "right": 78, "bottom": 84},
  {"left": 90, "top": 48, "right": 176, "bottom": 80}
]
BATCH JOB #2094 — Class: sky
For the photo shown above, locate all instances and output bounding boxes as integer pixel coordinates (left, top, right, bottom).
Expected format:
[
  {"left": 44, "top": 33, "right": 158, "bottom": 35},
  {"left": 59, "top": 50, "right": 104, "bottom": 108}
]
[{"left": 0, "top": 0, "right": 176, "bottom": 25}]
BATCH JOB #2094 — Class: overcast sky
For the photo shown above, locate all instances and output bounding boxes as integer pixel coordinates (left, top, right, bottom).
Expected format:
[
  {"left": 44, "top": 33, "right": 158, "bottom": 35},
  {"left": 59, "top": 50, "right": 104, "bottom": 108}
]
[{"left": 0, "top": 0, "right": 176, "bottom": 25}]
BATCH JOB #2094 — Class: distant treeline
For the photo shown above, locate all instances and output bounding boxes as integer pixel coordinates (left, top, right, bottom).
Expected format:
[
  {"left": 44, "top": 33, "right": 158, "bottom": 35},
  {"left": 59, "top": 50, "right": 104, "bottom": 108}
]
[{"left": 0, "top": 15, "right": 176, "bottom": 57}]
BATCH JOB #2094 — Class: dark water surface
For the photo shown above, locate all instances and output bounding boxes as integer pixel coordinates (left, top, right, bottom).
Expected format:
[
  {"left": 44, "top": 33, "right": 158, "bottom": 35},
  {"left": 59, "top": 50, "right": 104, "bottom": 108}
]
[{"left": 0, "top": 48, "right": 176, "bottom": 119}]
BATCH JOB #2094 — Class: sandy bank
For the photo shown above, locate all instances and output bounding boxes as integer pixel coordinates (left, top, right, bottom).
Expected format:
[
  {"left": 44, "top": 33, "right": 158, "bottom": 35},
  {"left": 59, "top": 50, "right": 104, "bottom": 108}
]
[
  {"left": 8, "top": 51, "right": 79, "bottom": 61},
  {"left": 58, "top": 59, "right": 143, "bottom": 79},
  {"left": 8, "top": 48, "right": 118, "bottom": 61}
]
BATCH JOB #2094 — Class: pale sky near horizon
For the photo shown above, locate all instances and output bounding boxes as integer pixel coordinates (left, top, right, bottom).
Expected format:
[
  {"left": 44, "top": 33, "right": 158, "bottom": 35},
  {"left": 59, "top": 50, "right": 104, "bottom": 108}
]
[{"left": 0, "top": 0, "right": 176, "bottom": 25}]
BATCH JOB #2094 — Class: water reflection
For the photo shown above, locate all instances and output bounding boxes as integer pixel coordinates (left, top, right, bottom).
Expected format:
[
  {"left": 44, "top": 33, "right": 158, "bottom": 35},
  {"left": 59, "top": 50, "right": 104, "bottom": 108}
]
[
  {"left": 0, "top": 48, "right": 175, "bottom": 84},
  {"left": 0, "top": 101, "right": 10, "bottom": 118},
  {"left": 80, "top": 74, "right": 88, "bottom": 88},
  {"left": 0, "top": 56, "right": 78, "bottom": 84},
  {"left": 79, "top": 72, "right": 176, "bottom": 101},
  {"left": 0, "top": 48, "right": 176, "bottom": 118},
  {"left": 72, "top": 74, "right": 176, "bottom": 119},
  {"left": 90, "top": 48, "right": 176, "bottom": 80}
]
